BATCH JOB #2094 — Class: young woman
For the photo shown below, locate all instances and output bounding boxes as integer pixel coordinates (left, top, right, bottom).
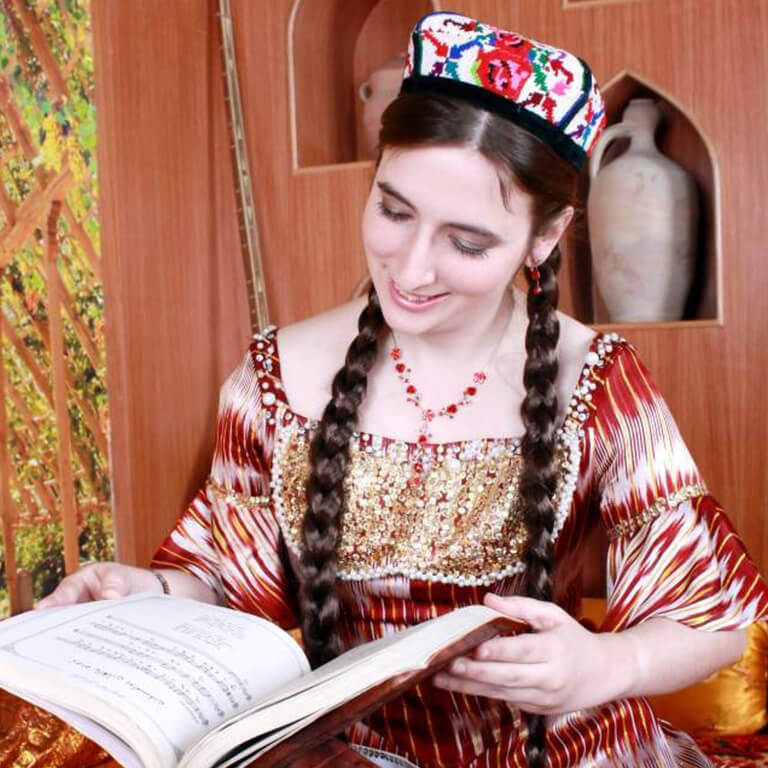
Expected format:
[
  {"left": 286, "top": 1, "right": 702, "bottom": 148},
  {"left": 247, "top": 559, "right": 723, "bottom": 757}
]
[{"left": 39, "top": 12, "right": 768, "bottom": 768}]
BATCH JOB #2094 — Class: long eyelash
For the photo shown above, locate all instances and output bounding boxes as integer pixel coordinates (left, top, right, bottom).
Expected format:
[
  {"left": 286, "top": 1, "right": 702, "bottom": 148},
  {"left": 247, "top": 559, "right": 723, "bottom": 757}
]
[
  {"left": 377, "top": 201, "right": 410, "bottom": 221},
  {"left": 450, "top": 237, "right": 489, "bottom": 259},
  {"left": 377, "top": 201, "right": 488, "bottom": 259}
]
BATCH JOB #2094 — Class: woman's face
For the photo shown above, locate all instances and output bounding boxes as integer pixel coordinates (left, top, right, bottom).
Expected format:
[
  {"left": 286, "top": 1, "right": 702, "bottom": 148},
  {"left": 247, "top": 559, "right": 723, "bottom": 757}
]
[{"left": 362, "top": 145, "right": 537, "bottom": 336}]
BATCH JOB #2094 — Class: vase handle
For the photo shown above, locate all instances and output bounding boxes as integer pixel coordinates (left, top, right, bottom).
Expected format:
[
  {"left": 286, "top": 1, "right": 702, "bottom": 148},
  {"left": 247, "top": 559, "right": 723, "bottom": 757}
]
[{"left": 589, "top": 122, "right": 632, "bottom": 181}]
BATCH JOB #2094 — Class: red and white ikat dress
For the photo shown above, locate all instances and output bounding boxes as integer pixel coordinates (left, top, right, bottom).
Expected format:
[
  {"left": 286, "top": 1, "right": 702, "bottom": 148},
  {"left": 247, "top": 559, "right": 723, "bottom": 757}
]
[{"left": 152, "top": 326, "right": 768, "bottom": 768}]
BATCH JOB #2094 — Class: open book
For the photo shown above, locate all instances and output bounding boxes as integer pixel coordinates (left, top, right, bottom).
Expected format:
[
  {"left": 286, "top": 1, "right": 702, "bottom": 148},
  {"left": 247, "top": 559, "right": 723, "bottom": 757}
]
[{"left": 0, "top": 594, "right": 524, "bottom": 768}]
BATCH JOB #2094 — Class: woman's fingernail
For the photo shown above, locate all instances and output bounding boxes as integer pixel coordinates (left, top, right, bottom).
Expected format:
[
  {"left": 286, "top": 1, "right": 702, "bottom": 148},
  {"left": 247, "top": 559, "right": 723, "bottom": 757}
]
[{"left": 453, "top": 661, "right": 466, "bottom": 674}]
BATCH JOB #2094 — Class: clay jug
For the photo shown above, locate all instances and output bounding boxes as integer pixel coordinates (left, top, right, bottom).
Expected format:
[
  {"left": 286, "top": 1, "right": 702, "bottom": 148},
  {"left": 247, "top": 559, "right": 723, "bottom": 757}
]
[
  {"left": 359, "top": 54, "right": 406, "bottom": 156},
  {"left": 587, "top": 98, "right": 699, "bottom": 322}
]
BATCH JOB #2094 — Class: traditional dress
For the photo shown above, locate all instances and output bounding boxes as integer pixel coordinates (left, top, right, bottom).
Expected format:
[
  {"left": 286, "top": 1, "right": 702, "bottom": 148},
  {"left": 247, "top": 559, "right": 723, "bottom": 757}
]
[{"left": 152, "top": 326, "right": 768, "bottom": 768}]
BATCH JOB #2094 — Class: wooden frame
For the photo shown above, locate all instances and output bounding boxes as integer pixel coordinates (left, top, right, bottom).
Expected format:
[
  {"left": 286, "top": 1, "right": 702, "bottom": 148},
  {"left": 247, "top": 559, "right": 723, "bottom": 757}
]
[
  {"left": 287, "top": 0, "right": 439, "bottom": 173},
  {"left": 563, "top": 0, "right": 649, "bottom": 8}
]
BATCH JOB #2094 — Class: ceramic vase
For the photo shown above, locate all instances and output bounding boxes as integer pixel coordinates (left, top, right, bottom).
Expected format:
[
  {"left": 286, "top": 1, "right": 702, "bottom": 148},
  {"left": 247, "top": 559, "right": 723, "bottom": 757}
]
[
  {"left": 587, "top": 98, "right": 699, "bottom": 322},
  {"left": 359, "top": 54, "right": 406, "bottom": 156}
]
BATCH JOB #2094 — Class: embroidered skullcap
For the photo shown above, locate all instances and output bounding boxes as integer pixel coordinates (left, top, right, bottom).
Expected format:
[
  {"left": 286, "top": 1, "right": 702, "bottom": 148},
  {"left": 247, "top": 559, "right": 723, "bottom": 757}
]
[{"left": 400, "top": 11, "right": 606, "bottom": 171}]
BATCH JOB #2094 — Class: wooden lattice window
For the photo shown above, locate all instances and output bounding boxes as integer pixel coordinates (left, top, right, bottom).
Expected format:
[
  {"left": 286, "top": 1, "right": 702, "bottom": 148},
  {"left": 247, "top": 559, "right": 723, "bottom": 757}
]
[{"left": 0, "top": 0, "right": 111, "bottom": 616}]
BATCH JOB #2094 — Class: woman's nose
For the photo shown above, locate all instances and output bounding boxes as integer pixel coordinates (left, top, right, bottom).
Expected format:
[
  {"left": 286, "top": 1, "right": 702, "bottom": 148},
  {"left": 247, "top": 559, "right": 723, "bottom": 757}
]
[{"left": 395, "top": 227, "right": 437, "bottom": 289}]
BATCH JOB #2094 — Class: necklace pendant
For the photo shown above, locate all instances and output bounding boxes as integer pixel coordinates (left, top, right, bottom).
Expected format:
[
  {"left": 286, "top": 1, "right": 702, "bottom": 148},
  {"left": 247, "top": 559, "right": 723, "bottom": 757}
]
[
  {"left": 407, "top": 445, "right": 431, "bottom": 491},
  {"left": 389, "top": 331, "right": 495, "bottom": 448}
]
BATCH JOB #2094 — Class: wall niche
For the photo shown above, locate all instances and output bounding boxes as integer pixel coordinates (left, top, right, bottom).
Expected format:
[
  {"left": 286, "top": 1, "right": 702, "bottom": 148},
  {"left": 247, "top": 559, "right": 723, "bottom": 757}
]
[
  {"left": 288, "top": 0, "right": 436, "bottom": 170},
  {"left": 566, "top": 70, "right": 722, "bottom": 328}
]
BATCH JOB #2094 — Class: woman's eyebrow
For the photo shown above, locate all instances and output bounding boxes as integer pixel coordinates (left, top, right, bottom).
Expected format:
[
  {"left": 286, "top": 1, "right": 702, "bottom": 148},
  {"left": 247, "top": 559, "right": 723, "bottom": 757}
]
[
  {"left": 377, "top": 181, "right": 501, "bottom": 240},
  {"left": 378, "top": 181, "right": 415, "bottom": 208}
]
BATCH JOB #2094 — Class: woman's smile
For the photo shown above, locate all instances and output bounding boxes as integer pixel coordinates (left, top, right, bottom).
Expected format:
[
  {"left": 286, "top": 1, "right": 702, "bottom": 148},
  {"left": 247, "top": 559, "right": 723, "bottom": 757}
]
[{"left": 389, "top": 278, "right": 451, "bottom": 311}]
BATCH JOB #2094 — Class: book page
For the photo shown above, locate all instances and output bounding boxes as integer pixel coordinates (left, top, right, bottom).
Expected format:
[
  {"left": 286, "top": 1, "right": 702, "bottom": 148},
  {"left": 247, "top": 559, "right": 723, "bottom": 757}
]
[
  {"left": 222, "top": 604, "right": 503, "bottom": 717},
  {"left": 182, "top": 605, "right": 514, "bottom": 768},
  {"left": 0, "top": 594, "right": 308, "bottom": 768}
]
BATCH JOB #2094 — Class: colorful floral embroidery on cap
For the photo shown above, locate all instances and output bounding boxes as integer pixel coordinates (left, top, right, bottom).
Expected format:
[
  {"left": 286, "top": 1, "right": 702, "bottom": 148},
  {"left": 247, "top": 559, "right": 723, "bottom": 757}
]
[{"left": 401, "top": 12, "right": 607, "bottom": 170}]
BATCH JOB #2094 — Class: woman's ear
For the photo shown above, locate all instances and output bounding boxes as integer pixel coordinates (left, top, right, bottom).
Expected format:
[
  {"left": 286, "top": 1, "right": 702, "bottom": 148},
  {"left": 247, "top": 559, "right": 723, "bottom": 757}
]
[{"left": 526, "top": 206, "right": 575, "bottom": 268}]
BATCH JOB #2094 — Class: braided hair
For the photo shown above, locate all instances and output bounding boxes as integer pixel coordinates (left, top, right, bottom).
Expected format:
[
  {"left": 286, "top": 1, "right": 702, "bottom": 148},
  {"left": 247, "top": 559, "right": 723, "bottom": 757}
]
[
  {"left": 520, "top": 246, "right": 562, "bottom": 767},
  {"left": 299, "top": 93, "right": 578, "bottom": 766},
  {"left": 299, "top": 288, "right": 385, "bottom": 667}
]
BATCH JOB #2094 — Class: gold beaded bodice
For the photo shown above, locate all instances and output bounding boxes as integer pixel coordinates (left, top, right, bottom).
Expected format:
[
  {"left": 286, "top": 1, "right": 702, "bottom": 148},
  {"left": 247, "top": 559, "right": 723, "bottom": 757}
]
[
  {"left": 273, "top": 422, "right": 581, "bottom": 586},
  {"left": 225, "top": 327, "right": 629, "bottom": 587}
]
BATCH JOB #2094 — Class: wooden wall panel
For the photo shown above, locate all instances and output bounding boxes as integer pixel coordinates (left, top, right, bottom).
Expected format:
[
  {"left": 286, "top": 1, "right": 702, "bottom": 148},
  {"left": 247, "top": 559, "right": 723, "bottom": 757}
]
[
  {"left": 92, "top": 0, "right": 251, "bottom": 565},
  {"left": 94, "top": 0, "right": 768, "bottom": 578}
]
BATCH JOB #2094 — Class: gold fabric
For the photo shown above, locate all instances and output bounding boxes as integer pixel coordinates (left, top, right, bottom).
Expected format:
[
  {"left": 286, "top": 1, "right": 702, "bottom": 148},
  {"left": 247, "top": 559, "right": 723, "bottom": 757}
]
[
  {"left": 271, "top": 421, "right": 576, "bottom": 586},
  {"left": 0, "top": 689, "right": 120, "bottom": 768},
  {"left": 649, "top": 620, "right": 768, "bottom": 735},
  {"left": 580, "top": 598, "right": 768, "bottom": 736}
]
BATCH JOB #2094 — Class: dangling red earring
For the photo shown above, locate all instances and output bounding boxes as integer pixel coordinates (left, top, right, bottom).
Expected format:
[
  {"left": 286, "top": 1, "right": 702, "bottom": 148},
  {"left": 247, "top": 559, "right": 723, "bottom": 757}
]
[{"left": 528, "top": 266, "right": 542, "bottom": 296}]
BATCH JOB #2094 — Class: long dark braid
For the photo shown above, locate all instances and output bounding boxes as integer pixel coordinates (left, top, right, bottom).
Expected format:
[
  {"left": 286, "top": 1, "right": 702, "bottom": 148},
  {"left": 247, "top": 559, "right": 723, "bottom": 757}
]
[
  {"left": 299, "top": 287, "right": 385, "bottom": 668},
  {"left": 520, "top": 244, "right": 562, "bottom": 767}
]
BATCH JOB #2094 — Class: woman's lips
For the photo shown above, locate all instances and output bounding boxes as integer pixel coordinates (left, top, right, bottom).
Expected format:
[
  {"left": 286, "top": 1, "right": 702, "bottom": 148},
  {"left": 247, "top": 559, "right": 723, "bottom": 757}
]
[{"left": 388, "top": 278, "right": 450, "bottom": 312}]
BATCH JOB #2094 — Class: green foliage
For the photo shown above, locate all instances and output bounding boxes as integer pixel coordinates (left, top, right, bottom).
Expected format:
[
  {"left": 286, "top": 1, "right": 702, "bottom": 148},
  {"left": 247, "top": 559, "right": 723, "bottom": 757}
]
[
  {"left": 0, "top": 512, "right": 112, "bottom": 605},
  {"left": 80, "top": 510, "right": 114, "bottom": 563},
  {"left": 0, "top": 0, "right": 112, "bottom": 617},
  {"left": 14, "top": 520, "right": 65, "bottom": 600}
]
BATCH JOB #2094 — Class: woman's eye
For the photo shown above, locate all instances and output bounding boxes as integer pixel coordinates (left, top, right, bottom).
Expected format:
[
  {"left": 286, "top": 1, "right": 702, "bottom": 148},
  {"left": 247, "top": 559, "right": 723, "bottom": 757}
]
[
  {"left": 450, "top": 236, "right": 489, "bottom": 259},
  {"left": 376, "top": 201, "right": 488, "bottom": 258},
  {"left": 377, "top": 201, "right": 410, "bottom": 222}
]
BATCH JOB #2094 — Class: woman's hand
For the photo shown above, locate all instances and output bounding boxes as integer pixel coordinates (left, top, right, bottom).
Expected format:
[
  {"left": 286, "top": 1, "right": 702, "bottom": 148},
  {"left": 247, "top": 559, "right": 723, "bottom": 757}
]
[
  {"left": 35, "top": 562, "right": 161, "bottom": 609},
  {"left": 431, "top": 593, "right": 635, "bottom": 715}
]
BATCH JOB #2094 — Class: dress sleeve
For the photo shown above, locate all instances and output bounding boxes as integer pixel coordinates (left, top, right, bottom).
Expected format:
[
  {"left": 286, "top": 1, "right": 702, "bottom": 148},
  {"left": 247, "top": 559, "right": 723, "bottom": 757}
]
[
  {"left": 591, "top": 343, "right": 768, "bottom": 633},
  {"left": 151, "top": 342, "right": 299, "bottom": 629}
]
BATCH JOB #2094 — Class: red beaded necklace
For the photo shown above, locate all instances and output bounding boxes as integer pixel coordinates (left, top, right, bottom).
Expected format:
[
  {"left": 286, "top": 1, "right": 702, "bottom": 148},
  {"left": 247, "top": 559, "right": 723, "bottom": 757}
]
[
  {"left": 390, "top": 344, "right": 486, "bottom": 445},
  {"left": 389, "top": 308, "right": 512, "bottom": 445}
]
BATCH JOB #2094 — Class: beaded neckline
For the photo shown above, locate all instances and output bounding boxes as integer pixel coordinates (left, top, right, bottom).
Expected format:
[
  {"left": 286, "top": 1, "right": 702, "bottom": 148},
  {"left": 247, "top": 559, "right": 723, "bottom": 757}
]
[
  {"left": 251, "top": 325, "right": 626, "bottom": 455},
  {"left": 254, "top": 326, "right": 627, "bottom": 583}
]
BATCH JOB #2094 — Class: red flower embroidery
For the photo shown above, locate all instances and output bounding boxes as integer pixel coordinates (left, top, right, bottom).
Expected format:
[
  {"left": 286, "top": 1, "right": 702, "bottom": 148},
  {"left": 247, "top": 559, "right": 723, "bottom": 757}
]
[
  {"left": 495, "top": 31, "right": 525, "bottom": 50},
  {"left": 476, "top": 44, "right": 533, "bottom": 100}
]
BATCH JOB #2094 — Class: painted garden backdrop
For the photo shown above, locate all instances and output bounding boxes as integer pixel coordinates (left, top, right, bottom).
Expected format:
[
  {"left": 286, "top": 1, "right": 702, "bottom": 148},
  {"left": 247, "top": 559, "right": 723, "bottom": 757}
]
[{"left": 0, "top": 0, "right": 111, "bottom": 617}]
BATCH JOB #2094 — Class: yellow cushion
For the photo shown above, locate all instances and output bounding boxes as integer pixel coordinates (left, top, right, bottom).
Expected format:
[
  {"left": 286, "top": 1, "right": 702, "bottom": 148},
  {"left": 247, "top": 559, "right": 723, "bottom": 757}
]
[{"left": 579, "top": 597, "right": 768, "bottom": 735}]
